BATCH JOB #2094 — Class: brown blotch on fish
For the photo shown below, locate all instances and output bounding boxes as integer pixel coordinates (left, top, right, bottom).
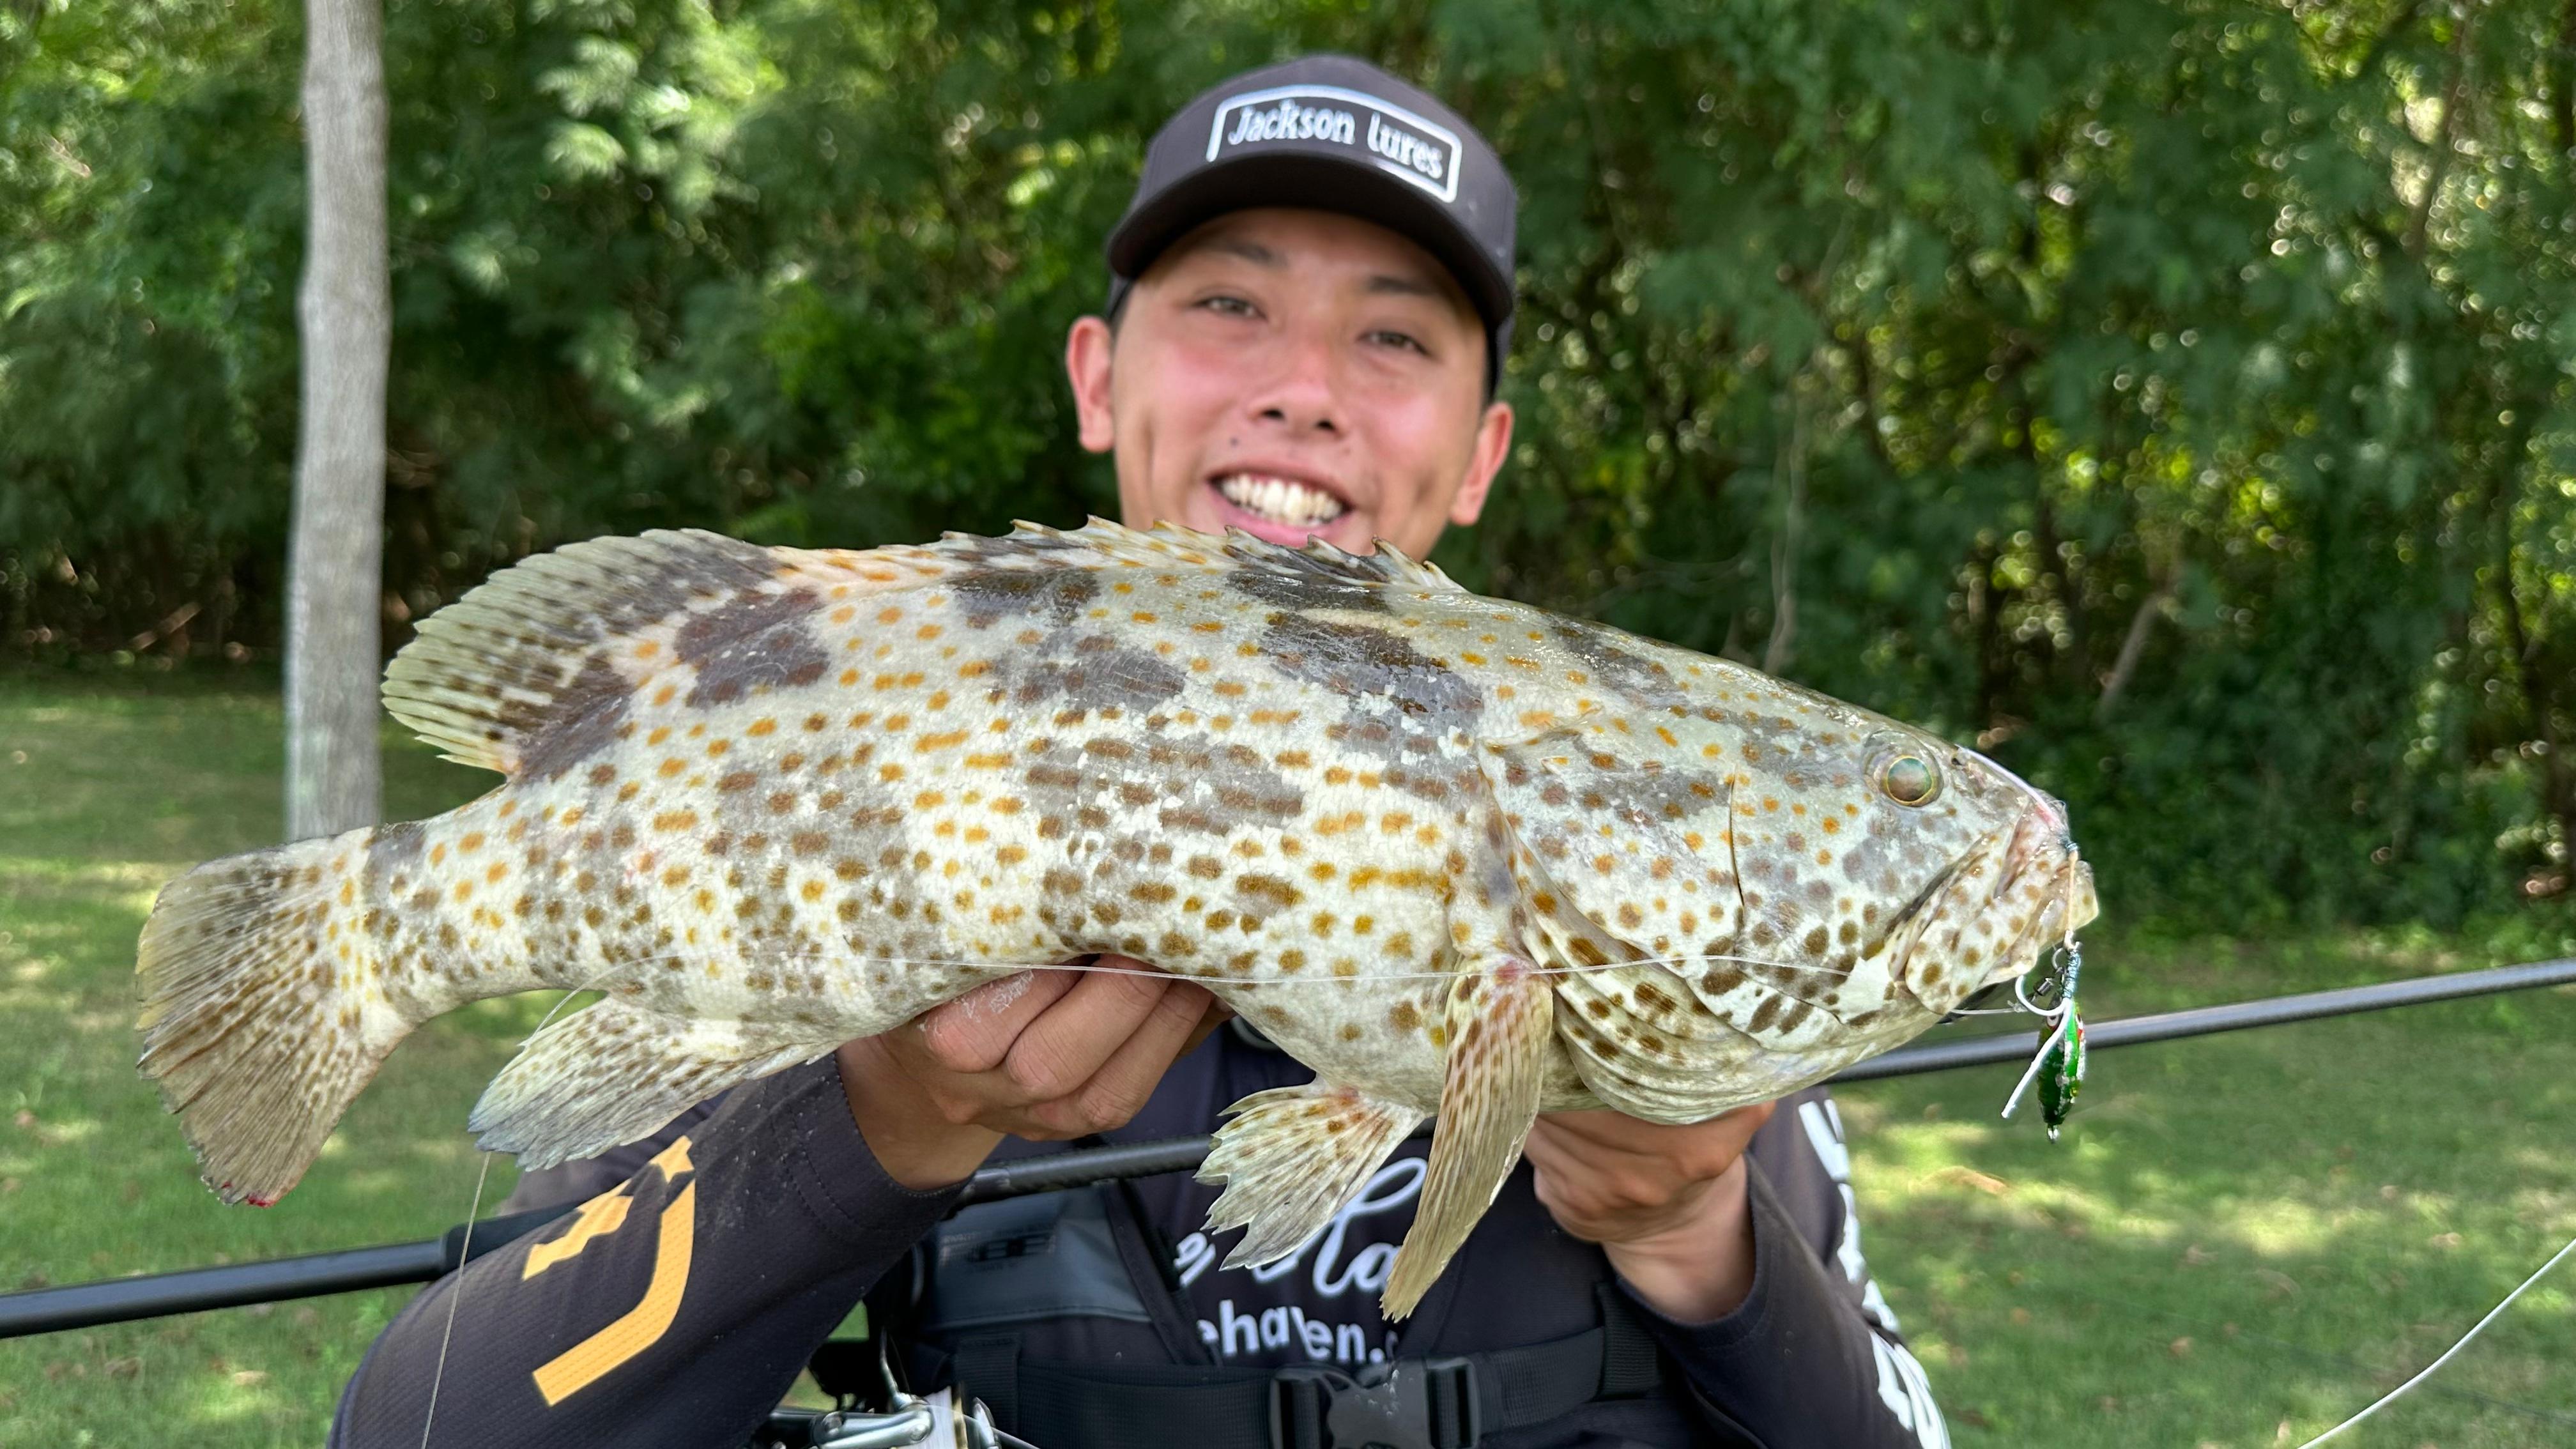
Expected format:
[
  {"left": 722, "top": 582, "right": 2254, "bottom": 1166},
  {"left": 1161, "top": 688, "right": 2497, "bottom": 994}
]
[
  {"left": 516, "top": 655, "right": 635, "bottom": 779},
  {"left": 677, "top": 588, "right": 829, "bottom": 708},
  {"left": 1257, "top": 615, "right": 1481, "bottom": 721},
  {"left": 1227, "top": 566, "right": 1395, "bottom": 615},
  {"left": 951, "top": 569, "right": 1100, "bottom": 629}
]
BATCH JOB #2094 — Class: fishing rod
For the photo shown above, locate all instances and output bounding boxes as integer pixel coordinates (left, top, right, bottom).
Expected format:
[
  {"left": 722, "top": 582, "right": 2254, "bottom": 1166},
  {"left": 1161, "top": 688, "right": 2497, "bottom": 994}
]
[{"left": 4, "top": 955, "right": 2571, "bottom": 1340}]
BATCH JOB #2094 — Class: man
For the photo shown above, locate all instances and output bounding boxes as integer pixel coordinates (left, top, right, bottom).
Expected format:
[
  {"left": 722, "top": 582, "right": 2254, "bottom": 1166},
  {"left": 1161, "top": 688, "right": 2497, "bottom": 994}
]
[{"left": 334, "top": 55, "right": 1949, "bottom": 1448}]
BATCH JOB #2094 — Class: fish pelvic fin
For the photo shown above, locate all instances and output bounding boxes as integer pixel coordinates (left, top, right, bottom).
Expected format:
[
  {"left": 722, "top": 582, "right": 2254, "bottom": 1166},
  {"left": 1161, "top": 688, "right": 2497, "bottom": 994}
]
[
  {"left": 1198, "top": 1084, "right": 1423, "bottom": 1272},
  {"left": 136, "top": 830, "right": 418, "bottom": 1207},
  {"left": 468, "top": 1000, "right": 829, "bottom": 1169},
  {"left": 1382, "top": 959, "right": 1554, "bottom": 1320}
]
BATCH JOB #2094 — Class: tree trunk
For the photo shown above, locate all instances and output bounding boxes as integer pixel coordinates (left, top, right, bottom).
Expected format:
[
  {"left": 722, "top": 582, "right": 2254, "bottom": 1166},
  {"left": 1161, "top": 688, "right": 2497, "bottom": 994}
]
[{"left": 283, "top": 0, "right": 388, "bottom": 839}]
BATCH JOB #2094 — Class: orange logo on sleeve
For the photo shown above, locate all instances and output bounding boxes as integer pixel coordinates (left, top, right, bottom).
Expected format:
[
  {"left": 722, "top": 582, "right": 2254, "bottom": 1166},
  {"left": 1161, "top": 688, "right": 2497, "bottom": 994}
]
[{"left": 528, "top": 1135, "right": 700, "bottom": 1406}]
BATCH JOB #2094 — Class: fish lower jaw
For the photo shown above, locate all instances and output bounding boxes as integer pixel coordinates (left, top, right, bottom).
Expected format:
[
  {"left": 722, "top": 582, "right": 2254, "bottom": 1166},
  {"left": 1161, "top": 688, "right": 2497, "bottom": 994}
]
[{"left": 1214, "top": 473, "right": 1349, "bottom": 526}]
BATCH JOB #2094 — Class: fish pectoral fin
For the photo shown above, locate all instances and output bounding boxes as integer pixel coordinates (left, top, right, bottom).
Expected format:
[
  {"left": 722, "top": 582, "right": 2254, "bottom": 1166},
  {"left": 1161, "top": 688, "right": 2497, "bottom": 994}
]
[
  {"left": 1198, "top": 1083, "right": 1422, "bottom": 1271},
  {"left": 1381, "top": 959, "right": 1554, "bottom": 1321},
  {"left": 469, "top": 1001, "right": 827, "bottom": 1169}
]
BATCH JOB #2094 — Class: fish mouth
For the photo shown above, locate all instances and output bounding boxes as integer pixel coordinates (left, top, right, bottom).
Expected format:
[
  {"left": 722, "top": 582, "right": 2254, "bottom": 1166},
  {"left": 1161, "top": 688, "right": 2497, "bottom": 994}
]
[
  {"left": 1880, "top": 808, "right": 2097, "bottom": 1008},
  {"left": 1968, "top": 824, "right": 2099, "bottom": 998},
  {"left": 1997, "top": 851, "right": 2097, "bottom": 976}
]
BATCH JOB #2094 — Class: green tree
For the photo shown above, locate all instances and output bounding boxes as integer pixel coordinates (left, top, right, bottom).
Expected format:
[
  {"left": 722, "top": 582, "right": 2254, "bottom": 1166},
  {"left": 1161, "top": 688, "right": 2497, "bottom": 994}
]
[{"left": 4, "top": 0, "right": 2572, "bottom": 929}]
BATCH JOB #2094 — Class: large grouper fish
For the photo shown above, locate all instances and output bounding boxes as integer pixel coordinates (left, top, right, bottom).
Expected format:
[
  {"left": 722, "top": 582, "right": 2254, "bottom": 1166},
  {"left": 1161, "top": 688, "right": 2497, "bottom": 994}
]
[{"left": 137, "top": 519, "right": 2096, "bottom": 1317}]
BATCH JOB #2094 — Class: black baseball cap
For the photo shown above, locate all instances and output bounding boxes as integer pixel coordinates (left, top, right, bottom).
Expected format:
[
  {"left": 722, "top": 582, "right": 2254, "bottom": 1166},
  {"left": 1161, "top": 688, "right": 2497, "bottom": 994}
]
[{"left": 1103, "top": 54, "right": 1517, "bottom": 387}]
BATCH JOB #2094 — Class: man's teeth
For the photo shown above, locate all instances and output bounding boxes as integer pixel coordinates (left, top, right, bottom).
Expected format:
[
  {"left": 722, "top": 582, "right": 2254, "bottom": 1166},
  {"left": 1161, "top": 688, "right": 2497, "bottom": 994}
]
[{"left": 1216, "top": 473, "right": 1347, "bottom": 526}]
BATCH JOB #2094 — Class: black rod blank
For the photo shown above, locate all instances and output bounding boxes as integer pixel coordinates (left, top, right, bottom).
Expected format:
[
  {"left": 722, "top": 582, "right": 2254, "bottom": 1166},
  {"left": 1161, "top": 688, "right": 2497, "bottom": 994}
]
[
  {"left": 1833, "top": 954, "right": 2576, "bottom": 1081},
  {"left": 6, "top": 958, "right": 2568, "bottom": 1340}
]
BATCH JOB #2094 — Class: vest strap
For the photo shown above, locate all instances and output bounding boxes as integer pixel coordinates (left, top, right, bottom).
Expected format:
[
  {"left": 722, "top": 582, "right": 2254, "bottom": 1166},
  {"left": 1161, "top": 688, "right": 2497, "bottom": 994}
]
[{"left": 970, "top": 1304, "right": 1661, "bottom": 1449}]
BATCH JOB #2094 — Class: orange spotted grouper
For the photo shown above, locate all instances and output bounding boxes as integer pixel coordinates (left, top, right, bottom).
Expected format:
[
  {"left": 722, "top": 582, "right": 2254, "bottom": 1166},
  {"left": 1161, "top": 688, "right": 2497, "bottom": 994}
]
[{"left": 135, "top": 519, "right": 2096, "bottom": 1317}]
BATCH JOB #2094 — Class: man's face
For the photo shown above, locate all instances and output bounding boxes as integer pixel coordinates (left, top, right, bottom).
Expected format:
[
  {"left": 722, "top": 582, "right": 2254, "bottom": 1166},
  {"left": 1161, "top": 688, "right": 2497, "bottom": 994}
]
[{"left": 1066, "top": 208, "right": 1513, "bottom": 560}]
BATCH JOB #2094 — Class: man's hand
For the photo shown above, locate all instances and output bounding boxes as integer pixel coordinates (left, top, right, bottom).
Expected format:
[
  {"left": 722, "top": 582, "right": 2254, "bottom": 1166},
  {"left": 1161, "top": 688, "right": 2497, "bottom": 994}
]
[
  {"left": 836, "top": 958, "right": 1229, "bottom": 1190},
  {"left": 1524, "top": 1101, "right": 1778, "bottom": 1324}
]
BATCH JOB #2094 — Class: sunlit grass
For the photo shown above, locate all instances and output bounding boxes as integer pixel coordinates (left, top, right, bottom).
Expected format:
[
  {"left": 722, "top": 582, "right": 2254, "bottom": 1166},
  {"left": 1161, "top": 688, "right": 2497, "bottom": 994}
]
[
  {"left": 2, "top": 669, "right": 2572, "bottom": 1445},
  {"left": 1837, "top": 929, "right": 2576, "bottom": 1447},
  {"left": 0, "top": 670, "right": 528, "bottom": 1443}
]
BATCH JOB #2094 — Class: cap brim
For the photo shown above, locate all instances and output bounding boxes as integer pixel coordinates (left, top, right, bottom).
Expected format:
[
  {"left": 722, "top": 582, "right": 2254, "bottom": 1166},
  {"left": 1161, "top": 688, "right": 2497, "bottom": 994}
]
[{"left": 1105, "top": 151, "right": 1513, "bottom": 334}]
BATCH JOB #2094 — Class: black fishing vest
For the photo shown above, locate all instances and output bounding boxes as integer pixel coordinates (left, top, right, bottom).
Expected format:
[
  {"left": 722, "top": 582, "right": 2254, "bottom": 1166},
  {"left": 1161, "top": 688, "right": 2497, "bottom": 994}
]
[{"left": 857, "top": 1027, "right": 1749, "bottom": 1449}]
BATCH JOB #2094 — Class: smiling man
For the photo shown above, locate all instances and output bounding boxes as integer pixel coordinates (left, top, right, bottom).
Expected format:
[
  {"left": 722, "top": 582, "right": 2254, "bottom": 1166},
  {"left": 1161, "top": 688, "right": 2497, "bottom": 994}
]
[
  {"left": 334, "top": 55, "right": 1949, "bottom": 1449},
  {"left": 1070, "top": 204, "right": 1512, "bottom": 558}
]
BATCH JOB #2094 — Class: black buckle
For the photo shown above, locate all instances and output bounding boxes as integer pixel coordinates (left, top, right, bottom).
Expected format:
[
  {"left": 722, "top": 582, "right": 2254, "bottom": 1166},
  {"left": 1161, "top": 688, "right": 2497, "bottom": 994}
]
[{"left": 1271, "top": 1358, "right": 1480, "bottom": 1449}]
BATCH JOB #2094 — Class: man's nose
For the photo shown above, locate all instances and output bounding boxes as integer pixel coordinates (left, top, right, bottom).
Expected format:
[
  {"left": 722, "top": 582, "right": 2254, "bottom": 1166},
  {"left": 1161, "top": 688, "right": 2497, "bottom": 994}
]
[{"left": 1246, "top": 331, "right": 1342, "bottom": 436}]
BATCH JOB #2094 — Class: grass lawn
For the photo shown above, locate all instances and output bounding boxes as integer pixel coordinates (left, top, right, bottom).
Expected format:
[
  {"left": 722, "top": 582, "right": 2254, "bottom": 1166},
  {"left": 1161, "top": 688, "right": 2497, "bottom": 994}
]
[{"left": 3, "top": 668, "right": 2573, "bottom": 1446}]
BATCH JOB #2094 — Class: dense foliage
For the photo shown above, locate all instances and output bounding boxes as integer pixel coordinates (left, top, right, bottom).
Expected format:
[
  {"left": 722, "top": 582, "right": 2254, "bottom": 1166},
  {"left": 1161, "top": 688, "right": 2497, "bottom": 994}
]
[{"left": 4, "top": 0, "right": 2573, "bottom": 929}]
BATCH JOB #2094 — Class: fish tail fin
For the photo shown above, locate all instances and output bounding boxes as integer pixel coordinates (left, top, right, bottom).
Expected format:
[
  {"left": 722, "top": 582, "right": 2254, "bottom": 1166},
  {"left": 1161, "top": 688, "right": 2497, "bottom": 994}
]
[
  {"left": 136, "top": 830, "right": 415, "bottom": 1206},
  {"left": 1198, "top": 1084, "right": 1422, "bottom": 1270},
  {"left": 1382, "top": 960, "right": 1554, "bottom": 1321}
]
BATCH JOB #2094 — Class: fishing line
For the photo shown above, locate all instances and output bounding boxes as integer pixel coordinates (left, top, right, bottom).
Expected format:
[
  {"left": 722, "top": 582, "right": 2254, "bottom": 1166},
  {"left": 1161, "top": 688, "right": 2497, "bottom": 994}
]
[
  {"left": 416, "top": 1149, "right": 493, "bottom": 1449},
  {"left": 555, "top": 946, "right": 1882, "bottom": 990},
  {"left": 1999, "top": 852, "right": 2086, "bottom": 1137},
  {"left": 2292, "top": 1230, "right": 2576, "bottom": 1448},
  {"left": 420, "top": 980, "right": 604, "bottom": 1449}
]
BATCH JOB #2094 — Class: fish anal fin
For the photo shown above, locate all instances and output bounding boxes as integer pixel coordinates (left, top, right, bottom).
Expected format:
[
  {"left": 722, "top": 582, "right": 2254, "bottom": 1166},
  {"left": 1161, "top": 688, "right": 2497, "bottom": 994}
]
[
  {"left": 1197, "top": 1083, "right": 1421, "bottom": 1271},
  {"left": 1382, "top": 959, "right": 1553, "bottom": 1320},
  {"left": 468, "top": 1000, "right": 827, "bottom": 1169}
]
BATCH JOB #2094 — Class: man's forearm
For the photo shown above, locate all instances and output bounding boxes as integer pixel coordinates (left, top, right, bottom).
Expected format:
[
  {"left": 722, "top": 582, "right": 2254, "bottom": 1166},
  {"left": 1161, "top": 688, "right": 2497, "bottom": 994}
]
[
  {"left": 1630, "top": 1160, "right": 1947, "bottom": 1449},
  {"left": 837, "top": 1034, "right": 1007, "bottom": 1188},
  {"left": 334, "top": 1057, "right": 958, "bottom": 1449},
  {"left": 1600, "top": 1160, "right": 1758, "bottom": 1322}
]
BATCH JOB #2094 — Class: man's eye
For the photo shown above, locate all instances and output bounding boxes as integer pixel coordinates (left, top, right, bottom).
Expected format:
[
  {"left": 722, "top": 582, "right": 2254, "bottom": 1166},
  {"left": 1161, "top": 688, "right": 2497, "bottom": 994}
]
[
  {"left": 1198, "top": 295, "right": 1258, "bottom": 318},
  {"left": 1367, "top": 329, "right": 1429, "bottom": 356}
]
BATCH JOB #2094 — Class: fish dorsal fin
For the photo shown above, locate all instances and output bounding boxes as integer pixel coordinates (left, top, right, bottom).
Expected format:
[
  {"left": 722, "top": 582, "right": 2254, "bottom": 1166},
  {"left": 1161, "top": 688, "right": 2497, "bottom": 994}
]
[
  {"left": 385, "top": 529, "right": 787, "bottom": 775},
  {"left": 385, "top": 518, "right": 1457, "bottom": 778},
  {"left": 818, "top": 516, "right": 1464, "bottom": 594},
  {"left": 1209, "top": 525, "right": 1465, "bottom": 593}
]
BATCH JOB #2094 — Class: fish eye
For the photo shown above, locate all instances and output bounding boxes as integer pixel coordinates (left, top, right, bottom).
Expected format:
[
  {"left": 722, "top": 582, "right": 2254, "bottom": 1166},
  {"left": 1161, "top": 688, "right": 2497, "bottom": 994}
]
[{"left": 1867, "top": 740, "right": 1942, "bottom": 807}]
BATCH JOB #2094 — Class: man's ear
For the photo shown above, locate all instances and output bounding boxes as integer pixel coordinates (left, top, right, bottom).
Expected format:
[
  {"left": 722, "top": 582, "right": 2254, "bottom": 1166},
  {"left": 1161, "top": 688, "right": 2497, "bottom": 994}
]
[
  {"left": 1066, "top": 315, "right": 1117, "bottom": 454},
  {"left": 1446, "top": 399, "right": 1515, "bottom": 527}
]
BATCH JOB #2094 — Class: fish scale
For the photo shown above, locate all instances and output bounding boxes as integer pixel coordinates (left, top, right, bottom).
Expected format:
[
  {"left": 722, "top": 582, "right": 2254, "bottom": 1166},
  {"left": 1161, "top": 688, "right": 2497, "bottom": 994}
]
[{"left": 133, "top": 518, "right": 2096, "bottom": 1318}]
